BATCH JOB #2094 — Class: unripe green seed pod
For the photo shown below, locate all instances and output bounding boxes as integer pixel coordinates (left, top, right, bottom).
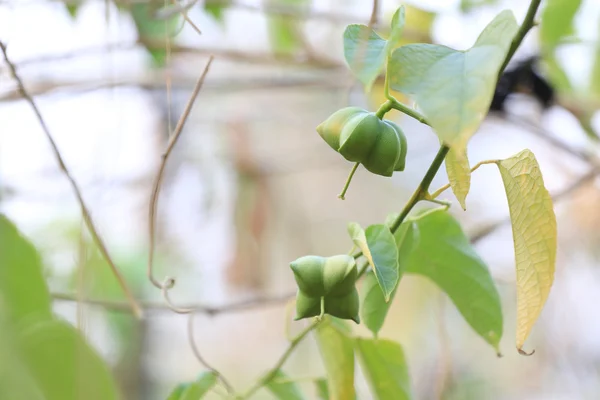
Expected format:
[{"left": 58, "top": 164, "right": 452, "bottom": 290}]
[
  {"left": 290, "top": 254, "right": 359, "bottom": 323},
  {"left": 290, "top": 256, "right": 326, "bottom": 297},
  {"left": 316, "top": 107, "right": 366, "bottom": 151},
  {"left": 316, "top": 107, "right": 409, "bottom": 177},
  {"left": 384, "top": 120, "right": 408, "bottom": 172}
]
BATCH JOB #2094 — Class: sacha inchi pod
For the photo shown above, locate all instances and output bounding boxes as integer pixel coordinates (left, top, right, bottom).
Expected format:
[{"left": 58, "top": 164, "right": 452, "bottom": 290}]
[
  {"left": 290, "top": 255, "right": 360, "bottom": 323},
  {"left": 316, "top": 107, "right": 408, "bottom": 177}
]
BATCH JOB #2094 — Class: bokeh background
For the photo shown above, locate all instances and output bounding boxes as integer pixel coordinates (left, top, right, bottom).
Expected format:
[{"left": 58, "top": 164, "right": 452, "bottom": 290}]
[{"left": 1, "top": 0, "right": 600, "bottom": 399}]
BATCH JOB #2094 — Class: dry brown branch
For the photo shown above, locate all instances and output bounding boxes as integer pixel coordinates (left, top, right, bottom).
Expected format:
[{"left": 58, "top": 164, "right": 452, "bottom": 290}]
[
  {"left": 188, "top": 312, "right": 235, "bottom": 394},
  {"left": 51, "top": 291, "right": 296, "bottom": 314},
  {"left": 147, "top": 56, "right": 214, "bottom": 288},
  {"left": 0, "top": 41, "right": 143, "bottom": 318},
  {"left": 3, "top": 42, "right": 342, "bottom": 71},
  {"left": 0, "top": 74, "right": 348, "bottom": 103}
]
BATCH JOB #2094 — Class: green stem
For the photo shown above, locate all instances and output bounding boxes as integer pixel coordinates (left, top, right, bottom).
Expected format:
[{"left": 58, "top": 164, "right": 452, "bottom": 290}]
[
  {"left": 497, "top": 0, "right": 542, "bottom": 79},
  {"left": 338, "top": 162, "right": 360, "bottom": 200},
  {"left": 388, "top": 145, "right": 450, "bottom": 233},
  {"left": 319, "top": 297, "right": 325, "bottom": 319},
  {"left": 238, "top": 319, "right": 322, "bottom": 399},
  {"left": 389, "top": 99, "right": 429, "bottom": 125},
  {"left": 375, "top": 100, "right": 393, "bottom": 119}
]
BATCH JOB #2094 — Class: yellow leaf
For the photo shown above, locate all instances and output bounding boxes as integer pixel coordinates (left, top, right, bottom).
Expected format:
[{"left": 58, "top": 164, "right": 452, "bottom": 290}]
[
  {"left": 445, "top": 147, "right": 471, "bottom": 210},
  {"left": 315, "top": 318, "right": 355, "bottom": 400},
  {"left": 496, "top": 149, "right": 557, "bottom": 353}
]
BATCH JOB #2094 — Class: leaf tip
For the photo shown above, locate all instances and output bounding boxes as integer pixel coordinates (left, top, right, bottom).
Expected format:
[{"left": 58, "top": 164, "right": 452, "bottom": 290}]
[{"left": 517, "top": 347, "right": 535, "bottom": 356}]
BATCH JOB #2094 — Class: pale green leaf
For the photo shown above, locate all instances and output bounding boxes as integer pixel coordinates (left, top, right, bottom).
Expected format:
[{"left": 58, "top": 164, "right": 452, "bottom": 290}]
[
  {"left": 267, "top": 0, "right": 307, "bottom": 55},
  {"left": 539, "top": 0, "right": 582, "bottom": 49},
  {"left": 495, "top": 149, "right": 557, "bottom": 353},
  {"left": 315, "top": 378, "right": 329, "bottom": 400},
  {"left": 204, "top": 0, "right": 230, "bottom": 23},
  {"left": 179, "top": 372, "right": 217, "bottom": 400},
  {"left": 166, "top": 383, "right": 188, "bottom": 400},
  {"left": 343, "top": 25, "right": 387, "bottom": 91},
  {"left": 386, "top": 6, "right": 406, "bottom": 55},
  {"left": 355, "top": 339, "right": 411, "bottom": 400},
  {"left": 445, "top": 147, "right": 471, "bottom": 210},
  {"left": 359, "top": 220, "right": 414, "bottom": 336},
  {"left": 388, "top": 10, "right": 518, "bottom": 150},
  {"left": 360, "top": 271, "right": 390, "bottom": 337},
  {"left": 315, "top": 317, "right": 355, "bottom": 400},
  {"left": 348, "top": 223, "right": 399, "bottom": 301},
  {"left": 403, "top": 209, "right": 503, "bottom": 353},
  {"left": 130, "top": 4, "right": 181, "bottom": 67},
  {"left": 360, "top": 222, "right": 411, "bottom": 337},
  {"left": 0, "top": 214, "right": 52, "bottom": 324},
  {"left": 267, "top": 370, "right": 305, "bottom": 400},
  {"left": 18, "top": 319, "right": 119, "bottom": 400}
]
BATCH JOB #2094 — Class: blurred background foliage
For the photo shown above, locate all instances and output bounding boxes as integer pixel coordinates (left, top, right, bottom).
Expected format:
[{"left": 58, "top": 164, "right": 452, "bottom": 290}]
[{"left": 1, "top": 0, "right": 600, "bottom": 399}]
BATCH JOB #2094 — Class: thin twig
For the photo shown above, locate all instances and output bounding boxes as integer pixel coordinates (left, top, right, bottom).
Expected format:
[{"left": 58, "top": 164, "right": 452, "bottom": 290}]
[
  {"left": 147, "top": 56, "right": 214, "bottom": 289},
  {"left": 0, "top": 41, "right": 143, "bottom": 318},
  {"left": 239, "top": 318, "right": 322, "bottom": 399},
  {"left": 429, "top": 160, "right": 499, "bottom": 200},
  {"left": 497, "top": 0, "right": 542, "bottom": 78},
  {"left": 188, "top": 312, "right": 235, "bottom": 395},
  {"left": 51, "top": 291, "right": 296, "bottom": 314}
]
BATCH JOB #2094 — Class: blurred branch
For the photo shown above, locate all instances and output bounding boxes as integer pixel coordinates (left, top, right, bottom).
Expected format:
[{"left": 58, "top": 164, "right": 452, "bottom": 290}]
[
  {"left": 147, "top": 56, "right": 214, "bottom": 289},
  {"left": 1, "top": 42, "right": 342, "bottom": 72},
  {"left": 0, "top": 40, "right": 143, "bottom": 318},
  {"left": 51, "top": 291, "right": 296, "bottom": 314},
  {"left": 502, "top": 114, "right": 598, "bottom": 165},
  {"left": 188, "top": 312, "right": 235, "bottom": 393},
  {"left": 0, "top": 74, "right": 349, "bottom": 103}
]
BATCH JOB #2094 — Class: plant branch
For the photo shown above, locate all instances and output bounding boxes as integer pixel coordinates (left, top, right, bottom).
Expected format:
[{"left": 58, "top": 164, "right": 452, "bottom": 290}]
[
  {"left": 147, "top": 56, "right": 214, "bottom": 289},
  {"left": 498, "top": 0, "right": 542, "bottom": 78},
  {"left": 0, "top": 41, "right": 143, "bottom": 318},
  {"left": 51, "top": 291, "right": 296, "bottom": 314},
  {"left": 429, "top": 160, "right": 499, "bottom": 200},
  {"left": 238, "top": 318, "right": 322, "bottom": 400},
  {"left": 188, "top": 312, "right": 235, "bottom": 395}
]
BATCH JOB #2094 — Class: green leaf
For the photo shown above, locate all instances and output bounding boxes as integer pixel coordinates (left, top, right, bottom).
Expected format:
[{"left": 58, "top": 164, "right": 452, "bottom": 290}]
[
  {"left": 204, "top": 0, "right": 230, "bottom": 23},
  {"left": 267, "top": 370, "right": 305, "bottom": 400},
  {"left": 445, "top": 147, "right": 471, "bottom": 210},
  {"left": 539, "top": 0, "right": 582, "bottom": 49},
  {"left": 130, "top": 4, "right": 181, "bottom": 67},
  {"left": 387, "top": 6, "right": 406, "bottom": 55},
  {"left": 18, "top": 319, "right": 119, "bottom": 400},
  {"left": 166, "top": 383, "right": 189, "bottom": 400},
  {"left": 166, "top": 372, "right": 217, "bottom": 400},
  {"left": 388, "top": 10, "right": 518, "bottom": 151},
  {"left": 360, "top": 271, "right": 391, "bottom": 337},
  {"left": 355, "top": 339, "right": 411, "bottom": 400},
  {"left": 267, "top": 0, "right": 307, "bottom": 55},
  {"left": 0, "top": 214, "right": 52, "bottom": 324},
  {"left": 403, "top": 209, "right": 503, "bottom": 353},
  {"left": 315, "top": 317, "right": 355, "bottom": 400},
  {"left": 343, "top": 6, "right": 405, "bottom": 91},
  {"left": 348, "top": 223, "right": 399, "bottom": 301},
  {"left": 343, "top": 25, "right": 387, "bottom": 91},
  {"left": 495, "top": 149, "right": 557, "bottom": 353},
  {"left": 314, "top": 378, "right": 329, "bottom": 400},
  {"left": 179, "top": 372, "right": 217, "bottom": 400},
  {"left": 65, "top": 3, "right": 80, "bottom": 19},
  {"left": 359, "top": 220, "right": 414, "bottom": 337}
]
